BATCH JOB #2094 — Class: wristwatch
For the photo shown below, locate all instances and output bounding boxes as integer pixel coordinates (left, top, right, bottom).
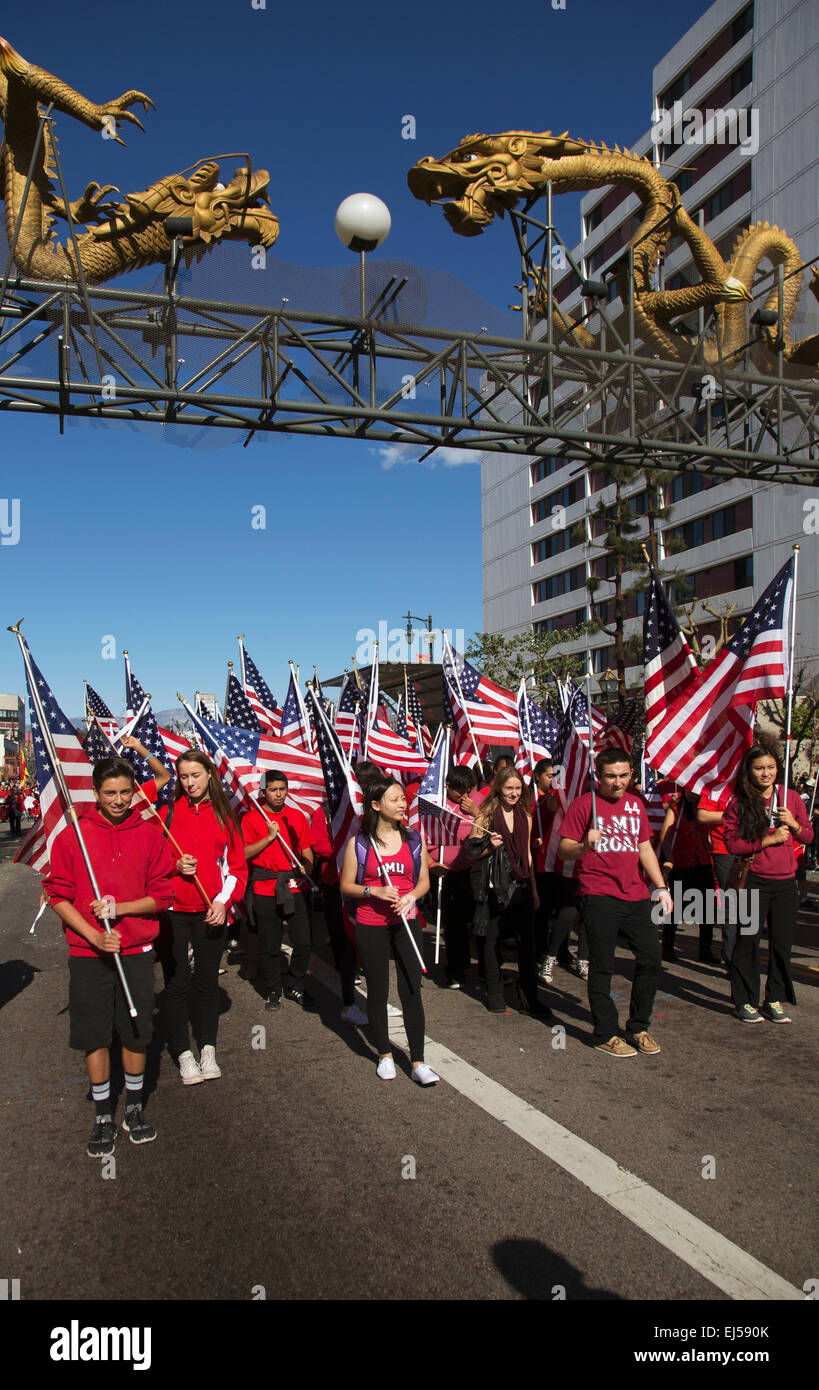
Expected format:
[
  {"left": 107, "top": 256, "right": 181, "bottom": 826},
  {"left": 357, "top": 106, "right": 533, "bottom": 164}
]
[{"left": 363, "top": 886, "right": 371, "bottom": 898}]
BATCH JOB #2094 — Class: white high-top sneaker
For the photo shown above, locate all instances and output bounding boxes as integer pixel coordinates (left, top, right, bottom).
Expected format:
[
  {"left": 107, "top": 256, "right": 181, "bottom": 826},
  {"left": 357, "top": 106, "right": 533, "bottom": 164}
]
[
  {"left": 199, "top": 1045, "right": 222, "bottom": 1079},
  {"left": 178, "top": 1050, "right": 203, "bottom": 1085}
]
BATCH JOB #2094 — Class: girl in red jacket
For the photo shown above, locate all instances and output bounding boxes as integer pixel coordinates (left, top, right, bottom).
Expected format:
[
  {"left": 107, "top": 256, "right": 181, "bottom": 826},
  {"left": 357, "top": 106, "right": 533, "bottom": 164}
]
[
  {"left": 722, "top": 745, "right": 814, "bottom": 1024},
  {"left": 160, "top": 751, "right": 247, "bottom": 1083}
]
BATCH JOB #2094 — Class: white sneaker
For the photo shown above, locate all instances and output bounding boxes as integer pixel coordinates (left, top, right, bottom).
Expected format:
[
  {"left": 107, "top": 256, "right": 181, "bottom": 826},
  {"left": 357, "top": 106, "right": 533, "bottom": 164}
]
[
  {"left": 412, "top": 1064, "right": 440, "bottom": 1086},
  {"left": 199, "top": 1045, "right": 222, "bottom": 1079},
  {"left": 539, "top": 956, "right": 557, "bottom": 984},
  {"left": 577, "top": 959, "right": 590, "bottom": 981},
  {"left": 341, "top": 1003, "right": 369, "bottom": 1025},
  {"left": 178, "top": 1050, "right": 203, "bottom": 1085},
  {"left": 376, "top": 1055, "right": 396, "bottom": 1080}
]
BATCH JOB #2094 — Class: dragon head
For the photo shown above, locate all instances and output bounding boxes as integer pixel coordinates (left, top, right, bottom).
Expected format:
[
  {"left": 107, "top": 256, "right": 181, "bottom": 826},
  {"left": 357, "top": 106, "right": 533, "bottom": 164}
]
[
  {"left": 91, "top": 161, "right": 279, "bottom": 255},
  {"left": 407, "top": 131, "right": 588, "bottom": 236}
]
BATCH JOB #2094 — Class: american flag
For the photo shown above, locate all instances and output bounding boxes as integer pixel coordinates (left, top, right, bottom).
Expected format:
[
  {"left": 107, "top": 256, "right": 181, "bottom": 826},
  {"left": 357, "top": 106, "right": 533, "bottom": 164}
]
[
  {"left": 565, "top": 677, "right": 607, "bottom": 745},
  {"left": 516, "top": 681, "right": 554, "bottom": 779},
  {"left": 225, "top": 671, "right": 261, "bottom": 730},
  {"left": 360, "top": 707, "right": 430, "bottom": 775},
  {"left": 405, "top": 674, "right": 434, "bottom": 756},
  {"left": 646, "top": 556, "right": 793, "bottom": 795},
  {"left": 179, "top": 700, "right": 325, "bottom": 819},
  {"left": 414, "top": 728, "right": 465, "bottom": 847},
  {"left": 83, "top": 718, "right": 116, "bottom": 765},
  {"left": 643, "top": 562, "right": 699, "bottom": 743},
  {"left": 123, "top": 668, "right": 177, "bottom": 805},
  {"left": 14, "top": 638, "right": 97, "bottom": 873},
  {"left": 279, "top": 667, "right": 314, "bottom": 754},
  {"left": 442, "top": 634, "right": 519, "bottom": 748},
  {"left": 541, "top": 697, "right": 561, "bottom": 748},
  {"left": 539, "top": 690, "right": 592, "bottom": 876},
  {"left": 640, "top": 763, "right": 667, "bottom": 836},
  {"left": 599, "top": 699, "right": 640, "bottom": 753},
  {"left": 241, "top": 646, "right": 281, "bottom": 734},
  {"left": 308, "top": 688, "right": 364, "bottom": 868},
  {"left": 334, "top": 674, "right": 361, "bottom": 757},
  {"left": 84, "top": 683, "right": 119, "bottom": 741}
]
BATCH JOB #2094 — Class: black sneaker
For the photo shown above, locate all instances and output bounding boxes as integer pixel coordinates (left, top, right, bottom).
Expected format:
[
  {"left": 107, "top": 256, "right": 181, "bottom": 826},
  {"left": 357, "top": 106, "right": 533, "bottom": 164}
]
[
  {"left": 122, "top": 1105, "right": 156, "bottom": 1145},
  {"left": 265, "top": 990, "right": 282, "bottom": 1011},
  {"left": 87, "top": 1116, "right": 116, "bottom": 1158},
  {"left": 284, "top": 986, "right": 318, "bottom": 1011}
]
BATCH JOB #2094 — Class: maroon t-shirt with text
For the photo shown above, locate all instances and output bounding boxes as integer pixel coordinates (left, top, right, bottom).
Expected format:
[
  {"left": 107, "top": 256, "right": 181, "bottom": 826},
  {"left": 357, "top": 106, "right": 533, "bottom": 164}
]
[{"left": 560, "top": 791, "right": 652, "bottom": 901}]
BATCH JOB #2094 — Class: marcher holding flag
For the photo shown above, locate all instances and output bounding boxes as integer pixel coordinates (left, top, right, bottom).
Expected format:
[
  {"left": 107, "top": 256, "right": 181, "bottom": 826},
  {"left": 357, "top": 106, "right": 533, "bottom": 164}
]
[
  {"left": 159, "top": 751, "right": 247, "bottom": 1084},
  {"left": 340, "top": 778, "right": 439, "bottom": 1085}
]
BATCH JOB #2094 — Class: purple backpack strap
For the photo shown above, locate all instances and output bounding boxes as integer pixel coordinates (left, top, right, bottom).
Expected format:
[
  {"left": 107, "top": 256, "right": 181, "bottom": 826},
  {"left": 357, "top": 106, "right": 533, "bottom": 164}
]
[
  {"left": 355, "top": 832, "right": 370, "bottom": 885},
  {"left": 408, "top": 829, "right": 422, "bottom": 884}
]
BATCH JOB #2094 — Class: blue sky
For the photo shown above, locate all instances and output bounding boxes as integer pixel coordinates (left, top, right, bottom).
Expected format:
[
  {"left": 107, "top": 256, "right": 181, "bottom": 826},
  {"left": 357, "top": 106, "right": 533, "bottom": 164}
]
[{"left": 0, "top": 0, "right": 712, "bottom": 716}]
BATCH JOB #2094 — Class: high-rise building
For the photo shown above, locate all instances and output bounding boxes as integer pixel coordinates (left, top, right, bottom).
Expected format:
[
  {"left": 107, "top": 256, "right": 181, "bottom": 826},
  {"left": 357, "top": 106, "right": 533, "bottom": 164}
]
[
  {"left": 483, "top": 0, "right": 818, "bottom": 690},
  {"left": 0, "top": 693, "right": 25, "bottom": 745}
]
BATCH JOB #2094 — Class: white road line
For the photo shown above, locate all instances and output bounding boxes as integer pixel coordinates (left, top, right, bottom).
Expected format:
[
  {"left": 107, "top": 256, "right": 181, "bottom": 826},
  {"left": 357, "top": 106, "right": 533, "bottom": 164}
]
[{"left": 308, "top": 954, "right": 803, "bottom": 1301}]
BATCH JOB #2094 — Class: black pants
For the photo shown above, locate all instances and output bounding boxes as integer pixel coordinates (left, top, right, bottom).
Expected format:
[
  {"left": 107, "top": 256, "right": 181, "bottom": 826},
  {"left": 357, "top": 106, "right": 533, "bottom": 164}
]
[
  {"left": 8, "top": 807, "right": 20, "bottom": 834},
  {"left": 534, "top": 872, "right": 586, "bottom": 962},
  {"left": 162, "top": 911, "right": 227, "bottom": 1057},
  {"left": 664, "top": 865, "right": 715, "bottom": 959},
  {"left": 322, "top": 882, "right": 356, "bottom": 1006},
  {"left": 579, "top": 895, "right": 660, "bottom": 1042},
  {"left": 729, "top": 874, "right": 798, "bottom": 1008},
  {"left": 478, "top": 881, "right": 538, "bottom": 1008},
  {"left": 442, "top": 869, "right": 473, "bottom": 981},
  {"left": 254, "top": 890, "right": 313, "bottom": 993},
  {"left": 355, "top": 918, "right": 426, "bottom": 1061}
]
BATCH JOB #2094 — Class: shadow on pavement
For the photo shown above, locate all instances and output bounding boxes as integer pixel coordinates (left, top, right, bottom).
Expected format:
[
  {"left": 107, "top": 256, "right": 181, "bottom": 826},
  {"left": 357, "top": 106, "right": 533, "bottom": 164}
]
[
  {"left": 0, "top": 958, "right": 41, "bottom": 1008},
  {"left": 492, "top": 1237, "right": 623, "bottom": 1300}
]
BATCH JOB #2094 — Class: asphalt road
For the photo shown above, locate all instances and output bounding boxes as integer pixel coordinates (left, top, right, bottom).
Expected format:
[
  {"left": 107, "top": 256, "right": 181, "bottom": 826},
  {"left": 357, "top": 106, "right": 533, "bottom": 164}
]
[{"left": 1, "top": 827, "right": 817, "bottom": 1314}]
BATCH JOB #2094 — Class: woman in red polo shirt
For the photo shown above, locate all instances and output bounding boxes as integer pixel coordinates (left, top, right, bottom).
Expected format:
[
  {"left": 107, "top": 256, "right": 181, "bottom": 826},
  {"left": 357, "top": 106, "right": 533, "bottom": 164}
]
[
  {"left": 160, "top": 751, "right": 247, "bottom": 1084},
  {"left": 340, "top": 778, "right": 438, "bottom": 1085}
]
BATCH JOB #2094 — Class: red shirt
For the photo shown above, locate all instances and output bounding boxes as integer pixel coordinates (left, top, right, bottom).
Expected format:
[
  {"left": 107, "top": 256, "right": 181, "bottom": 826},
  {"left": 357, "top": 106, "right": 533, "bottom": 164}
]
[
  {"left": 356, "top": 840, "right": 417, "bottom": 926},
  {"left": 560, "top": 791, "right": 653, "bottom": 901},
  {"left": 698, "top": 792, "right": 729, "bottom": 854},
  {"left": 435, "top": 797, "right": 476, "bottom": 872},
  {"left": 311, "top": 805, "right": 338, "bottom": 884},
  {"left": 241, "top": 803, "right": 314, "bottom": 895},
  {"left": 531, "top": 791, "right": 561, "bottom": 873},
  {"left": 159, "top": 798, "right": 247, "bottom": 913},
  {"left": 664, "top": 803, "right": 711, "bottom": 869},
  {"left": 44, "top": 806, "right": 175, "bottom": 957},
  {"left": 723, "top": 788, "right": 813, "bottom": 879}
]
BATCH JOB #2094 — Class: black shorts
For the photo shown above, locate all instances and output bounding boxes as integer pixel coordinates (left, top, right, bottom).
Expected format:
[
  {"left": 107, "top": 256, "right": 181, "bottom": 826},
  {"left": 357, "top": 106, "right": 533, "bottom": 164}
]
[{"left": 68, "top": 951, "right": 156, "bottom": 1051}]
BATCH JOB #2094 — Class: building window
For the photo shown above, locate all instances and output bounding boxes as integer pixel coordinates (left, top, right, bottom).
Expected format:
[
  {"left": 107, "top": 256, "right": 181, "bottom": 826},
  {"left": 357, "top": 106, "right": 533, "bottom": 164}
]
[
  {"left": 532, "top": 479, "right": 581, "bottom": 523},
  {"left": 585, "top": 204, "right": 604, "bottom": 233},
  {"left": 670, "top": 471, "right": 713, "bottom": 502},
  {"left": 672, "top": 169, "right": 694, "bottom": 196},
  {"left": 732, "top": 3, "right": 754, "bottom": 46},
  {"left": 532, "top": 529, "right": 576, "bottom": 563},
  {"left": 734, "top": 555, "right": 753, "bottom": 588},
  {"left": 530, "top": 456, "right": 565, "bottom": 484},
  {"left": 670, "top": 517, "right": 705, "bottom": 548},
  {"left": 532, "top": 566, "right": 586, "bottom": 603},
  {"left": 659, "top": 66, "right": 692, "bottom": 108},
  {"left": 730, "top": 55, "right": 753, "bottom": 97}
]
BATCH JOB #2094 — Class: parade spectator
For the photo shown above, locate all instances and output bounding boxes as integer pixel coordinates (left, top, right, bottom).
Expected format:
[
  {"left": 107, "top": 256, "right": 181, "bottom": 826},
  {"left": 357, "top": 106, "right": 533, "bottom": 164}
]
[
  {"left": 43, "top": 757, "right": 174, "bottom": 1155},
  {"left": 159, "top": 751, "right": 247, "bottom": 1083},
  {"left": 560, "top": 749, "right": 672, "bottom": 1057},
  {"left": 242, "top": 771, "right": 317, "bottom": 1012},
  {"left": 340, "top": 778, "right": 438, "bottom": 1085},
  {"left": 722, "top": 746, "right": 813, "bottom": 1024}
]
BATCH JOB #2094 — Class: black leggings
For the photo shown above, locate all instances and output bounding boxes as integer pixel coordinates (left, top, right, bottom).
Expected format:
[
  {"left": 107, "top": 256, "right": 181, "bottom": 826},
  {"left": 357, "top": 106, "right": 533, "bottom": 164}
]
[
  {"left": 161, "top": 911, "right": 227, "bottom": 1057},
  {"left": 322, "top": 882, "right": 357, "bottom": 1006},
  {"left": 355, "top": 918, "right": 426, "bottom": 1061}
]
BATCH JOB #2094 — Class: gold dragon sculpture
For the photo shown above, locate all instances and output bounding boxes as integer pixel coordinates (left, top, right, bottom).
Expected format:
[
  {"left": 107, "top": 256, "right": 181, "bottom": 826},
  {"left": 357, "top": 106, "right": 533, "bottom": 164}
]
[
  {"left": 0, "top": 36, "right": 279, "bottom": 284},
  {"left": 408, "top": 131, "right": 819, "bottom": 378}
]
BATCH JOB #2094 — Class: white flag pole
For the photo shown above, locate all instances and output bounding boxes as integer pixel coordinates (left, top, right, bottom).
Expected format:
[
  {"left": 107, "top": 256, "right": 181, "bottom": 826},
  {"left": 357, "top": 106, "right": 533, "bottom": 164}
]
[
  {"left": 237, "top": 635, "right": 247, "bottom": 692},
  {"left": 123, "top": 648, "right": 134, "bottom": 720},
  {"left": 781, "top": 545, "right": 800, "bottom": 806},
  {"left": 584, "top": 659, "right": 598, "bottom": 847},
  {"left": 433, "top": 726, "right": 451, "bottom": 966},
  {"left": 224, "top": 661, "right": 234, "bottom": 716}
]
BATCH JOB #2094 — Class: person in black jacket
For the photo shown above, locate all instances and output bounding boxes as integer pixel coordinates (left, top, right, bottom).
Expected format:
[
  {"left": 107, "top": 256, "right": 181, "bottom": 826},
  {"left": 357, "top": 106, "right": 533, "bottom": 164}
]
[{"left": 465, "top": 767, "right": 552, "bottom": 1019}]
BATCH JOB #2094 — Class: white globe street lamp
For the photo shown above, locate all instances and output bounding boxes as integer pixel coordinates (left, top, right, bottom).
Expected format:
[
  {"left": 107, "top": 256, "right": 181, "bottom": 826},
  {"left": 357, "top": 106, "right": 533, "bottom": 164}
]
[{"left": 334, "top": 193, "right": 391, "bottom": 317}]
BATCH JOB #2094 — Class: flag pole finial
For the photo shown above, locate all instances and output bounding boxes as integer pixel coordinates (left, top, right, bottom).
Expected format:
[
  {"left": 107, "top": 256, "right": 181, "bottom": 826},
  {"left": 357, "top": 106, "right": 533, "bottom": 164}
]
[{"left": 7, "top": 618, "right": 24, "bottom": 633}]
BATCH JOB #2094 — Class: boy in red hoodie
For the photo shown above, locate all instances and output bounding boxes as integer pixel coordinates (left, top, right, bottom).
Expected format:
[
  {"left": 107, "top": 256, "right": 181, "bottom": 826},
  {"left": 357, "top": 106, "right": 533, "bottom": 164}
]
[{"left": 44, "top": 757, "right": 175, "bottom": 1157}]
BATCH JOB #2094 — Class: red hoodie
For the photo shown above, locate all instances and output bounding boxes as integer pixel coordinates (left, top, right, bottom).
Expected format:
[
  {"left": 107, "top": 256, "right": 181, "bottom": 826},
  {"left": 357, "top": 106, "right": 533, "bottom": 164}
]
[
  {"left": 43, "top": 806, "right": 175, "bottom": 957},
  {"left": 159, "top": 797, "right": 247, "bottom": 913},
  {"left": 723, "top": 787, "right": 813, "bottom": 879}
]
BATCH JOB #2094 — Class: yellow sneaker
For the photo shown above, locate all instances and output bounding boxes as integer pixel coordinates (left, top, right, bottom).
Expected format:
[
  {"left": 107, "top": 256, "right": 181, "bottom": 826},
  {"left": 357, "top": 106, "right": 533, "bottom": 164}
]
[{"left": 594, "top": 1036, "right": 637, "bottom": 1057}]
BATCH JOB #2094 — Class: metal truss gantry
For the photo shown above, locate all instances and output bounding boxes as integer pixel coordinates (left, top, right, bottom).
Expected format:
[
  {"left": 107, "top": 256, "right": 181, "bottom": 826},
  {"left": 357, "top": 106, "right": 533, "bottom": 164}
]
[{"left": 0, "top": 200, "right": 817, "bottom": 484}]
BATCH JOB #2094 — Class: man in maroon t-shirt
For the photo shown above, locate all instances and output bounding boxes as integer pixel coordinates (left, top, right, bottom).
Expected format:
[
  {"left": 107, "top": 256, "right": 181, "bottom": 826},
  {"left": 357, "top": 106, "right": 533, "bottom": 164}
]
[{"left": 560, "top": 749, "right": 672, "bottom": 1058}]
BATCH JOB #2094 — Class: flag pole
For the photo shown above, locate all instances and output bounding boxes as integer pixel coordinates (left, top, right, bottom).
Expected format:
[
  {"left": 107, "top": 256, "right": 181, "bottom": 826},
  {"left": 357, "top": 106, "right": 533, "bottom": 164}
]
[
  {"left": 442, "top": 632, "right": 483, "bottom": 770},
  {"left": 11, "top": 626, "right": 138, "bottom": 1017},
  {"left": 224, "top": 661, "right": 234, "bottom": 716},
  {"left": 350, "top": 700, "right": 360, "bottom": 761},
  {"left": 809, "top": 773, "right": 819, "bottom": 821},
  {"left": 433, "top": 725, "right": 451, "bottom": 966},
  {"left": 237, "top": 635, "right": 247, "bottom": 692},
  {"left": 584, "top": 658, "right": 598, "bottom": 845},
  {"left": 781, "top": 545, "right": 800, "bottom": 805},
  {"left": 367, "top": 835, "right": 427, "bottom": 974},
  {"left": 93, "top": 717, "right": 213, "bottom": 908},
  {"left": 123, "top": 648, "right": 133, "bottom": 720}
]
